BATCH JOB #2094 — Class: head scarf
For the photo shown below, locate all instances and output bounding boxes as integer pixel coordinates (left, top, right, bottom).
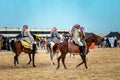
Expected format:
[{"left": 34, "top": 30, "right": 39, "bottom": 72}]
[
  {"left": 70, "top": 24, "right": 80, "bottom": 34},
  {"left": 21, "top": 24, "right": 28, "bottom": 34},
  {"left": 80, "top": 27, "right": 85, "bottom": 36},
  {"left": 50, "top": 27, "right": 57, "bottom": 34}
]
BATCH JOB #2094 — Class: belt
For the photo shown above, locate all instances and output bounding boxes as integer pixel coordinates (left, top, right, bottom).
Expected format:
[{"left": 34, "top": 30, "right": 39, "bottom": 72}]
[{"left": 23, "top": 36, "right": 28, "bottom": 37}]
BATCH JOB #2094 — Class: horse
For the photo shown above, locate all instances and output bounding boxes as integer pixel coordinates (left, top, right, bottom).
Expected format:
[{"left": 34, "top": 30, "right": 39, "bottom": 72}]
[
  {"left": 46, "top": 33, "right": 69, "bottom": 65},
  {"left": 46, "top": 39, "right": 59, "bottom": 65},
  {"left": 53, "top": 34, "right": 101, "bottom": 70},
  {"left": 10, "top": 34, "right": 41, "bottom": 67}
]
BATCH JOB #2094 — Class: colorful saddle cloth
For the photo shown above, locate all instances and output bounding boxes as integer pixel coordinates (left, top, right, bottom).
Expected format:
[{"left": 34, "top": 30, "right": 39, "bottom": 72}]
[{"left": 20, "top": 40, "right": 30, "bottom": 49}]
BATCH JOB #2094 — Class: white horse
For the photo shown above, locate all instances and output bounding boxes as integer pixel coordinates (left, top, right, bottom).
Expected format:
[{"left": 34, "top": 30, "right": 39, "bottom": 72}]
[
  {"left": 46, "top": 41, "right": 59, "bottom": 65},
  {"left": 46, "top": 35, "right": 64, "bottom": 65}
]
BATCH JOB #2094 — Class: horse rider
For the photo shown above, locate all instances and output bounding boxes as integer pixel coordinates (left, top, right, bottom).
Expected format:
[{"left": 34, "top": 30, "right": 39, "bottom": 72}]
[
  {"left": 80, "top": 26, "right": 86, "bottom": 40},
  {"left": 21, "top": 24, "right": 36, "bottom": 53},
  {"left": 50, "top": 27, "right": 61, "bottom": 43},
  {"left": 71, "top": 24, "right": 86, "bottom": 55}
]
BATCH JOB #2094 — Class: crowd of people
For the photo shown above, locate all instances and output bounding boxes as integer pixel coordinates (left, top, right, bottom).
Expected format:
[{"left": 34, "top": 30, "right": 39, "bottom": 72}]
[{"left": 99, "top": 36, "right": 120, "bottom": 48}]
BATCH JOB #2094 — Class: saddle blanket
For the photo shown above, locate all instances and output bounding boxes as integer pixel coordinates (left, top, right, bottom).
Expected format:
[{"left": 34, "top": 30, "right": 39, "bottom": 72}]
[{"left": 20, "top": 40, "right": 30, "bottom": 48}]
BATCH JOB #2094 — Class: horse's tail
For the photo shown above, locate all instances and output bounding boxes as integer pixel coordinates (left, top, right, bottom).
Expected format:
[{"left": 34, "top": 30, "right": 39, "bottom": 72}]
[
  {"left": 10, "top": 40, "right": 17, "bottom": 53},
  {"left": 53, "top": 43, "right": 58, "bottom": 53}
]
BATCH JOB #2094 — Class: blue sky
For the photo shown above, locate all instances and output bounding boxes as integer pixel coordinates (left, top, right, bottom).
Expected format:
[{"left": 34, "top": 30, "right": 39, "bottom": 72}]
[{"left": 0, "top": 0, "right": 120, "bottom": 34}]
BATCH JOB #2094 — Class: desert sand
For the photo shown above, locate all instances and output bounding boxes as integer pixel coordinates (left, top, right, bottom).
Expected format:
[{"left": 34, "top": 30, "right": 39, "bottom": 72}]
[{"left": 0, "top": 48, "right": 120, "bottom": 80}]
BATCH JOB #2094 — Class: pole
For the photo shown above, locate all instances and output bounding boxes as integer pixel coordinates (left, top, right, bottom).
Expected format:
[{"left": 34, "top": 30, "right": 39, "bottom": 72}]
[{"left": 3, "top": 27, "right": 7, "bottom": 37}]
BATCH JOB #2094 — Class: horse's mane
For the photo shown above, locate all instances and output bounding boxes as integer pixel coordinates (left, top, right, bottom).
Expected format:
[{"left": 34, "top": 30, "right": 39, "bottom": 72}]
[{"left": 85, "top": 33, "right": 94, "bottom": 40}]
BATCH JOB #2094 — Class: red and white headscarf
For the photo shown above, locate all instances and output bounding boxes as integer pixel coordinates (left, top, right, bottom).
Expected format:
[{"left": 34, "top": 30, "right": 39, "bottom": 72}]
[
  {"left": 80, "top": 27, "right": 85, "bottom": 36},
  {"left": 70, "top": 24, "right": 80, "bottom": 34},
  {"left": 50, "top": 27, "right": 57, "bottom": 34},
  {"left": 21, "top": 24, "right": 28, "bottom": 34}
]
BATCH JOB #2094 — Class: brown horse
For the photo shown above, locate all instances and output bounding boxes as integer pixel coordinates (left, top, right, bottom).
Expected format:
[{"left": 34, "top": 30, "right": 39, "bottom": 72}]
[
  {"left": 10, "top": 34, "right": 41, "bottom": 67},
  {"left": 53, "top": 34, "right": 101, "bottom": 69}
]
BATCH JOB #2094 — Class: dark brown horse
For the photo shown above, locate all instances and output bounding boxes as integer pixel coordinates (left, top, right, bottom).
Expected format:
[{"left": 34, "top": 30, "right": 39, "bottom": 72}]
[
  {"left": 10, "top": 34, "right": 41, "bottom": 67},
  {"left": 53, "top": 34, "right": 101, "bottom": 69}
]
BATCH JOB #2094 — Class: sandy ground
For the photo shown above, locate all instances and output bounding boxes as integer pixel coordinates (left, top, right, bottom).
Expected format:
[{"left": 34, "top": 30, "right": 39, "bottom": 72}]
[{"left": 0, "top": 48, "right": 120, "bottom": 80}]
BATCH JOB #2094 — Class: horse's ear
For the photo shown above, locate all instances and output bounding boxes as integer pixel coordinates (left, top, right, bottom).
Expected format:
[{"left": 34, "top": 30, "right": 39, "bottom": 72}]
[
  {"left": 92, "top": 33, "right": 95, "bottom": 36},
  {"left": 92, "top": 33, "right": 97, "bottom": 37}
]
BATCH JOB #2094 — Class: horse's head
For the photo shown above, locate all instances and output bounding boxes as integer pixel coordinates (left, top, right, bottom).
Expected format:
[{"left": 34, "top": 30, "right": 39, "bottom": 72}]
[{"left": 91, "top": 34, "right": 101, "bottom": 44}]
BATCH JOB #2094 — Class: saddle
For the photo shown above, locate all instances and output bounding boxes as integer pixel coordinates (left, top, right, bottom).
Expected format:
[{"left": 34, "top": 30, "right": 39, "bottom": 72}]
[
  {"left": 68, "top": 40, "right": 87, "bottom": 54},
  {"left": 20, "top": 40, "right": 30, "bottom": 49}
]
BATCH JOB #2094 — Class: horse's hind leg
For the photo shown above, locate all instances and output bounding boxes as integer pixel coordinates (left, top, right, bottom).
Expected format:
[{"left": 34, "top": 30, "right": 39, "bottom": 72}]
[
  {"left": 56, "top": 53, "right": 66, "bottom": 70},
  {"left": 27, "top": 54, "right": 32, "bottom": 65},
  {"left": 50, "top": 51, "right": 55, "bottom": 65},
  {"left": 48, "top": 44, "right": 55, "bottom": 65}
]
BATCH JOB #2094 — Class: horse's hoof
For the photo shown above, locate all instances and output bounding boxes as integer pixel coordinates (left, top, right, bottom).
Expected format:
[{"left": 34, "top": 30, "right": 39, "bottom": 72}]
[
  {"left": 27, "top": 61, "right": 31, "bottom": 65},
  {"left": 51, "top": 62, "right": 55, "bottom": 65},
  {"left": 86, "top": 67, "right": 88, "bottom": 69},
  {"left": 53, "top": 63, "right": 55, "bottom": 65},
  {"left": 65, "top": 67, "right": 67, "bottom": 70},
  {"left": 11, "top": 65, "right": 15, "bottom": 68},
  {"left": 11, "top": 66, "right": 14, "bottom": 68},
  {"left": 56, "top": 66, "right": 59, "bottom": 70},
  {"left": 14, "top": 65, "right": 16, "bottom": 67},
  {"left": 33, "top": 65, "right": 36, "bottom": 67},
  {"left": 76, "top": 65, "right": 78, "bottom": 69}
]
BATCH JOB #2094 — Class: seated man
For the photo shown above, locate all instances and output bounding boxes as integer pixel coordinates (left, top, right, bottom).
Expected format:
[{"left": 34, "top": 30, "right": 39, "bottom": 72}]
[
  {"left": 50, "top": 27, "right": 61, "bottom": 43},
  {"left": 70, "top": 24, "right": 86, "bottom": 55},
  {"left": 21, "top": 24, "right": 36, "bottom": 53}
]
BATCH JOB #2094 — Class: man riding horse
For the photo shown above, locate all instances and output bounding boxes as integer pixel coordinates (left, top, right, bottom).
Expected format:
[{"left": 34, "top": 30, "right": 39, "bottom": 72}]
[
  {"left": 21, "top": 24, "right": 36, "bottom": 53},
  {"left": 70, "top": 24, "right": 86, "bottom": 55},
  {"left": 50, "top": 27, "right": 61, "bottom": 43}
]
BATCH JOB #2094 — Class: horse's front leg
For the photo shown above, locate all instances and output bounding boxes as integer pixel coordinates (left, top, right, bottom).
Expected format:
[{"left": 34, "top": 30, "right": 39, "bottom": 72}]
[
  {"left": 56, "top": 55, "right": 62, "bottom": 70},
  {"left": 76, "top": 55, "right": 88, "bottom": 69},
  {"left": 14, "top": 55, "right": 17, "bottom": 66},
  {"left": 61, "top": 53, "right": 67, "bottom": 69},
  {"left": 27, "top": 53, "right": 32, "bottom": 65},
  {"left": 50, "top": 51, "right": 55, "bottom": 65},
  {"left": 83, "top": 55, "right": 88, "bottom": 69},
  {"left": 32, "top": 53, "right": 36, "bottom": 67},
  {"left": 14, "top": 53, "right": 20, "bottom": 66}
]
